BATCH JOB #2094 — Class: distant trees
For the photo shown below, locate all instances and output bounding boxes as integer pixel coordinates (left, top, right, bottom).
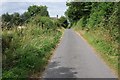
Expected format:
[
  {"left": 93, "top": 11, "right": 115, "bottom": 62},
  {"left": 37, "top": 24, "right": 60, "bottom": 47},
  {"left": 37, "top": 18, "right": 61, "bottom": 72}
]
[
  {"left": 58, "top": 16, "right": 69, "bottom": 28},
  {"left": 1, "top": 5, "right": 49, "bottom": 29},
  {"left": 20, "top": 12, "right": 31, "bottom": 23},
  {"left": 27, "top": 5, "right": 49, "bottom": 17},
  {"left": 2, "top": 13, "right": 11, "bottom": 29},
  {"left": 1, "top": 4, "right": 69, "bottom": 30},
  {"left": 2, "top": 12, "right": 22, "bottom": 29},
  {"left": 12, "top": 13, "right": 21, "bottom": 26}
]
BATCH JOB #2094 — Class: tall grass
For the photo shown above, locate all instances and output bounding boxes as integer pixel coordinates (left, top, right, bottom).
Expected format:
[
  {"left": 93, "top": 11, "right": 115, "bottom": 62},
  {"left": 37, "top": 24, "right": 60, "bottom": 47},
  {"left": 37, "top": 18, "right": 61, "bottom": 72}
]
[
  {"left": 2, "top": 23, "right": 62, "bottom": 78},
  {"left": 82, "top": 28, "right": 118, "bottom": 70}
]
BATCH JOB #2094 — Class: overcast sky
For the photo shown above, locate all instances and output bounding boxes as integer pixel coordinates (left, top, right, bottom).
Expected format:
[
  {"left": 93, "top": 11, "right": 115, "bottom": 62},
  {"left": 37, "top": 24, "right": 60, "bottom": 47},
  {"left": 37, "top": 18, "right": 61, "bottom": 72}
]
[
  {"left": 1, "top": 0, "right": 117, "bottom": 17},
  {"left": 0, "top": 0, "right": 68, "bottom": 17}
]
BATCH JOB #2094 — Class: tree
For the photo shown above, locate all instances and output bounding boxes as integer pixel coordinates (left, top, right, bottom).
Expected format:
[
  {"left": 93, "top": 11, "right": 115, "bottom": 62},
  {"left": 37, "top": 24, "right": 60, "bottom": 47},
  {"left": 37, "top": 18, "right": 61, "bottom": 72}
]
[
  {"left": 2, "top": 12, "right": 22, "bottom": 29},
  {"left": 2, "top": 13, "right": 12, "bottom": 29},
  {"left": 21, "top": 12, "right": 31, "bottom": 23},
  {"left": 27, "top": 5, "right": 49, "bottom": 17},
  {"left": 11, "top": 12, "right": 21, "bottom": 26},
  {"left": 1, "top": 5, "right": 50, "bottom": 29},
  {"left": 2, "top": 13, "right": 11, "bottom": 22},
  {"left": 65, "top": 2, "right": 92, "bottom": 25}
]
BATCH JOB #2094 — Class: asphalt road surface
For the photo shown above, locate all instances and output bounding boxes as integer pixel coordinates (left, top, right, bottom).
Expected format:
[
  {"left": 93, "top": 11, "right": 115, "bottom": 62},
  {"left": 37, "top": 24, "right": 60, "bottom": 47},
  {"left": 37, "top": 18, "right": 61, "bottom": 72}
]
[{"left": 42, "top": 29, "right": 117, "bottom": 79}]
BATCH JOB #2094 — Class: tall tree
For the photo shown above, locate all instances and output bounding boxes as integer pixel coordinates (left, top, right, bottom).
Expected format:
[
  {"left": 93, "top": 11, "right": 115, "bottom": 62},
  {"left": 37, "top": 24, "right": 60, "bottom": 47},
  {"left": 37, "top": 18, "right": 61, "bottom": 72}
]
[
  {"left": 27, "top": 5, "right": 49, "bottom": 17},
  {"left": 65, "top": 2, "right": 92, "bottom": 25},
  {"left": 11, "top": 12, "right": 21, "bottom": 26}
]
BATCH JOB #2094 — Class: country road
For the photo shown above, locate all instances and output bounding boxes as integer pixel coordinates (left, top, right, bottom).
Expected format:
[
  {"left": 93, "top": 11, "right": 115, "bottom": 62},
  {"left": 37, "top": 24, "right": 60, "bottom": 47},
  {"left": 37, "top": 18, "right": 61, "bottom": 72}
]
[{"left": 42, "top": 29, "right": 117, "bottom": 78}]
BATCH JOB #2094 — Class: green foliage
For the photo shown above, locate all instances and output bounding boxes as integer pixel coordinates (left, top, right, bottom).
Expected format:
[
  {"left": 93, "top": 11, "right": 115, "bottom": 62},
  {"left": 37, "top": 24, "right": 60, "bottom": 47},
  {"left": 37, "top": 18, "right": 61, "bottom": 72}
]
[
  {"left": 2, "top": 4, "right": 63, "bottom": 78},
  {"left": 28, "top": 5, "right": 49, "bottom": 17},
  {"left": 2, "top": 5, "right": 49, "bottom": 29},
  {"left": 2, "top": 13, "right": 21, "bottom": 29},
  {"left": 2, "top": 24, "right": 62, "bottom": 78},
  {"left": 86, "top": 3, "right": 115, "bottom": 28},
  {"left": 69, "top": 2, "right": 119, "bottom": 73},
  {"left": 75, "top": 17, "right": 87, "bottom": 29},
  {"left": 65, "top": 2, "right": 92, "bottom": 25},
  {"left": 40, "top": 17, "right": 54, "bottom": 28},
  {"left": 21, "top": 12, "right": 31, "bottom": 23},
  {"left": 30, "top": 16, "right": 53, "bottom": 28},
  {"left": 82, "top": 30, "right": 118, "bottom": 71},
  {"left": 58, "top": 16, "right": 69, "bottom": 28}
]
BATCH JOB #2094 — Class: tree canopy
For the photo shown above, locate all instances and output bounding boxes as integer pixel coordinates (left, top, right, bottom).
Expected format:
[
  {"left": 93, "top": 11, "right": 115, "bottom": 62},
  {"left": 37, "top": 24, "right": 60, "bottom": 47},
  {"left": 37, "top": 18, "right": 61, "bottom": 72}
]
[
  {"left": 65, "top": 2, "right": 92, "bottom": 25},
  {"left": 27, "top": 5, "right": 49, "bottom": 17},
  {"left": 1, "top": 5, "right": 49, "bottom": 29}
]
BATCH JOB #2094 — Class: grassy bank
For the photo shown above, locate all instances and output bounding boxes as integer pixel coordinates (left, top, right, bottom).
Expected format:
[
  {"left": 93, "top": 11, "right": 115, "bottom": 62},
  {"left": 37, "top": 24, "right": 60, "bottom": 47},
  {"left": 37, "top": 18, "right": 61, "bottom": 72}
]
[
  {"left": 69, "top": 2, "right": 119, "bottom": 77},
  {"left": 2, "top": 24, "right": 62, "bottom": 78},
  {"left": 1, "top": 4, "right": 68, "bottom": 79},
  {"left": 74, "top": 26, "right": 119, "bottom": 76}
]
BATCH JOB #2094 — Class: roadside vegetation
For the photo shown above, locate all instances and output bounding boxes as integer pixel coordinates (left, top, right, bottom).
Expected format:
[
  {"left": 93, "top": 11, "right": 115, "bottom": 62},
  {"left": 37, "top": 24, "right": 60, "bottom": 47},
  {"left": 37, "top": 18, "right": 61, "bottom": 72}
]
[
  {"left": 65, "top": 2, "right": 120, "bottom": 76},
  {"left": 2, "top": 1, "right": 119, "bottom": 79},
  {"left": 2, "top": 5, "right": 68, "bottom": 78}
]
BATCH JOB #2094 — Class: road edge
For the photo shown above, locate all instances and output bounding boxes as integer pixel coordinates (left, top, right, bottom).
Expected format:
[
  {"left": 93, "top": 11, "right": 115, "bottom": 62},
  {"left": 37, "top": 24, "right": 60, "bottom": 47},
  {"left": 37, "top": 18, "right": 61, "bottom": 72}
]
[
  {"left": 40, "top": 29, "right": 65, "bottom": 78},
  {"left": 75, "top": 30, "right": 118, "bottom": 78}
]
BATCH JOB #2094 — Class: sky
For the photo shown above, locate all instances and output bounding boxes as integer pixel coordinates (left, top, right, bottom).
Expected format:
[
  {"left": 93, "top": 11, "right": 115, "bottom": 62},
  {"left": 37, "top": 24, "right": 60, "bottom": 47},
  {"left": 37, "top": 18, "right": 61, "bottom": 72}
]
[
  {"left": 1, "top": 0, "right": 118, "bottom": 17},
  {"left": 0, "top": 0, "right": 68, "bottom": 17}
]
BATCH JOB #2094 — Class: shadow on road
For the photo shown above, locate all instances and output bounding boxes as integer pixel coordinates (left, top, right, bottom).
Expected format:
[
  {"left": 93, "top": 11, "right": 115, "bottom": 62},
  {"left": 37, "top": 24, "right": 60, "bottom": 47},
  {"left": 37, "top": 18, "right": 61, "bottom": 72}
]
[{"left": 42, "top": 61, "right": 77, "bottom": 78}]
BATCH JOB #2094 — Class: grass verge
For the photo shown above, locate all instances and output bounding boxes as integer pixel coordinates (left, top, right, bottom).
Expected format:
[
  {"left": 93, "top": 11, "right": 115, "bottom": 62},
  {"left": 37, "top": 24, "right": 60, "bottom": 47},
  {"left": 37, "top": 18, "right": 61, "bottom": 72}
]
[{"left": 74, "top": 28, "right": 118, "bottom": 77}]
